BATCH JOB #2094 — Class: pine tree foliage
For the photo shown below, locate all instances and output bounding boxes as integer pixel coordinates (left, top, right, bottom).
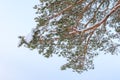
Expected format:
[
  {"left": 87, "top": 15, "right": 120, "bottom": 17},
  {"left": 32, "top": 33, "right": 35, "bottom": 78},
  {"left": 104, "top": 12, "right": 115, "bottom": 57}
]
[{"left": 19, "top": 0, "right": 120, "bottom": 73}]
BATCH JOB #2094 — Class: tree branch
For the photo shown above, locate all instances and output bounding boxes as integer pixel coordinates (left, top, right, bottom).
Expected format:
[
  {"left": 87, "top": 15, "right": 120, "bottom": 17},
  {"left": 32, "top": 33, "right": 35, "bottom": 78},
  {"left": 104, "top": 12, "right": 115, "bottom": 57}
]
[
  {"left": 82, "top": 2, "right": 120, "bottom": 33},
  {"left": 48, "top": 0, "right": 84, "bottom": 19}
]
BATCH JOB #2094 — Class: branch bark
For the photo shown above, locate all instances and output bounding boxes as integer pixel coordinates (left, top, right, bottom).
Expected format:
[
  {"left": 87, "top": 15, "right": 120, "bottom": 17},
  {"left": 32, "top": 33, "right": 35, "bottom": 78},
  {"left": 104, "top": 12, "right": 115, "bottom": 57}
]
[{"left": 82, "top": 1, "right": 120, "bottom": 33}]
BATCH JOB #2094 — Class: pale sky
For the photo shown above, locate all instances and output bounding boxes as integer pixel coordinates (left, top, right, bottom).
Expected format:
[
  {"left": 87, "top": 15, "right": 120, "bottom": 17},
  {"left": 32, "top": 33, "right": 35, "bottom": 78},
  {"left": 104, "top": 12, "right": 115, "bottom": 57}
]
[{"left": 0, "top": 0, "right": 120, "bottom": 80}]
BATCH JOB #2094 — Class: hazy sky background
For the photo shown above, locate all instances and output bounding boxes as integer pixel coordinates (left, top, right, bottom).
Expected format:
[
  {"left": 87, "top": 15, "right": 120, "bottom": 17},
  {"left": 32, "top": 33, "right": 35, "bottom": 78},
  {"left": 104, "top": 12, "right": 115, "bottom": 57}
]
[{"left": 0, "top": 0, "right": 120, "bottom": 80}]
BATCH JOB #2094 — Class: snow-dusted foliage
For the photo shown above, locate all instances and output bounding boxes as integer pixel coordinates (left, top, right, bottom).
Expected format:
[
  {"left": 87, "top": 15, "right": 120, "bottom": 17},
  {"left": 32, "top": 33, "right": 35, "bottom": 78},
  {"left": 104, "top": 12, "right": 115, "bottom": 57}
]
[{"left": 19, "top": 0, "right": 120, "bottom": 73}]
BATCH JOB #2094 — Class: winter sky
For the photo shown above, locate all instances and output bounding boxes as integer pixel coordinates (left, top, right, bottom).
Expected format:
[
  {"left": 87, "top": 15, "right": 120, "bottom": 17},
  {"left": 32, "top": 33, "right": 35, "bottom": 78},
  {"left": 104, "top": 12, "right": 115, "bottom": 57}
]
[{"left": 0, "top": 0, "right": 120, "bottom": 80}]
